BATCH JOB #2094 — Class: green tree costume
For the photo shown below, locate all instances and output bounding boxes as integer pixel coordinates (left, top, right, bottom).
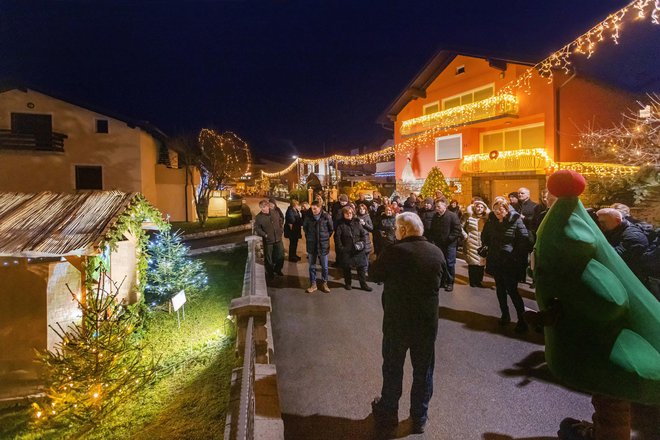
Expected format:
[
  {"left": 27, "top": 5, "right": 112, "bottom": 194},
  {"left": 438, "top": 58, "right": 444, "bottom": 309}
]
[{"left": 534, "top": 170, "right": 660, "bottom": 406}]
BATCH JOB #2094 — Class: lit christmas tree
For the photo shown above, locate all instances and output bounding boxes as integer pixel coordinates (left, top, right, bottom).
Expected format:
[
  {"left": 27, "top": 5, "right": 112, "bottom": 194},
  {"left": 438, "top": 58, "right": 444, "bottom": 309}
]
[
  {"left": 419, "top": 166, "right": 451, "bottom": 201},
  {"left": 349, "top": 181, "right": 377, "bottom": 200},
  {"left": 33, "top": 270, "right": 157, "bottom": 428},
  {"left": 145, "top": 230, "right": 208, "bottom": 305}
]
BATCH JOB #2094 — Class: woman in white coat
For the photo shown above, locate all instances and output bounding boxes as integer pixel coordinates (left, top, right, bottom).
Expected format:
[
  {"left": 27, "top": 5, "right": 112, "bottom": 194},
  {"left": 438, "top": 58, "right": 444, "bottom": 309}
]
[{"left": 462, "top": 199, "right": 490, "bottom": 287}]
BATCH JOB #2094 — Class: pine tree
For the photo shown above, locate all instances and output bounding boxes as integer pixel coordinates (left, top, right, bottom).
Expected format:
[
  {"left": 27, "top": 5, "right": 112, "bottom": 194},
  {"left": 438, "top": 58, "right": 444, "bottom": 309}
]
[
  {"left": 33, "top": 271, "right": 157, "bottom": 428},
  {"left": 419, "top": 166, "right": 451, "bottom": 201},
  {"left": 145, "top": 230, "right": 208, "bottom": 305}
]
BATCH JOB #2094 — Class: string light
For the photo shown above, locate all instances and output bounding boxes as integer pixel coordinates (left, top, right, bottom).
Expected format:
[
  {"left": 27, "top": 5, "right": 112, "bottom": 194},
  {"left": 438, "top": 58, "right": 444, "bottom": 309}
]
[
  {"left": 400, "top": 94, "right": 518, "bottom": 135},
  {"left": 262, "top": 1, "right": 657, "bottom": 180},
  {"left": 501, "top": 0, "right": 659, "bottom": 95},
  {"left": 554, "top": 162, "right": 640, "bottom": 177},
  {"left": 460, "top": 148, "right": 554, "bottom": 173}
]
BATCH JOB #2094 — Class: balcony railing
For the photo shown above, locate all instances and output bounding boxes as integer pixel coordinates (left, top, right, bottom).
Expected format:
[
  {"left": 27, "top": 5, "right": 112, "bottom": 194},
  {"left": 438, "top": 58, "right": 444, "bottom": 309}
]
[
  {"left": 460, "top": 148, "right": 553, "bottom": 173},
  {"left": 0, "top": 129, "right": 67, "bottom": 152},
  {"left": 400, "top": 94, "right": 518, "bottom": 135}
]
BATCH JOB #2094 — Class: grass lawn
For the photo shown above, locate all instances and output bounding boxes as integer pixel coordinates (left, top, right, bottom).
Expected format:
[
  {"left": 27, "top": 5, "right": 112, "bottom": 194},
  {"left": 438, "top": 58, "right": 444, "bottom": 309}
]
[
  {"left": 0, "top": 248, "right": 247, "bottom": 440},
  {"left": 171, "top": 214, "right": 247, "bottom": 235}
]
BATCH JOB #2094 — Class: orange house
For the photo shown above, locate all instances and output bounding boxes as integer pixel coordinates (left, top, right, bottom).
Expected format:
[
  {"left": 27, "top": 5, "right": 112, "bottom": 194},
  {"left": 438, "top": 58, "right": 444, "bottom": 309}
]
[{"left": 378, "top": 50, "right": 637, "bottom": 205}]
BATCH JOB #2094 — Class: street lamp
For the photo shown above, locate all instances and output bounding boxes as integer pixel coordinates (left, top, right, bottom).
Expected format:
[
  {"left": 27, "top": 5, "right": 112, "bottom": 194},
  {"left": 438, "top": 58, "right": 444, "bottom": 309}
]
[{"left": 292, "top": 155, "right": 298, "bottom": 160}]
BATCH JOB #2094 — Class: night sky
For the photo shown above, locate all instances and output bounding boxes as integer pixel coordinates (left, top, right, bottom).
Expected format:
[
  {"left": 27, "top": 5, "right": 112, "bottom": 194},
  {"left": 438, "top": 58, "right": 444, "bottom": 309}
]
[{"left": 1, "top": 0, "right": 658, "bottom": 159}]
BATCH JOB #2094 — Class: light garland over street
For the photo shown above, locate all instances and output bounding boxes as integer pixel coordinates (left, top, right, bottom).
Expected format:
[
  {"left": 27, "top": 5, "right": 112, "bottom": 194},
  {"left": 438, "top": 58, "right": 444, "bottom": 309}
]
[{"left": 261, "top": 0, "right": 658, "bottom": 180}]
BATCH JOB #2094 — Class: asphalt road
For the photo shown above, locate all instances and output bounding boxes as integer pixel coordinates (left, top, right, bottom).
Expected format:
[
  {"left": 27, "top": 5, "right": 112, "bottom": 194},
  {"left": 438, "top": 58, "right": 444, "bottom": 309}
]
[{"left": 267, "top": 244, "right": 593, "bottom": 440}]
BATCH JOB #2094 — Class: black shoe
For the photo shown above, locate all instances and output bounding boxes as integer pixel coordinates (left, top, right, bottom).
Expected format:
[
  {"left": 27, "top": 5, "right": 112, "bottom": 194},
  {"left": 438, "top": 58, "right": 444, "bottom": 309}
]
[
  {"left": 344, "top": 284, "right": 352, "bottom": 290},
  {"left": 275, "top": 271, "right": 284, "bottom": 276},
  {"left": 360, "top": 284, "right": 373, "bottom": 292},
  {"left": 514, "top": 321, "right": 529, "bottom": 334},
  {"left": 377, "top": 281, "right": 383, "bottom": 285},
  {"left": 498, "top": 317, "right": 511, "bottom": 326},
  {"left": 474, "top": 282, "right": 484, "bottom": 288},
  {"left": 288, "top": 258, "right": 298, "bottom": 262},
  {"left": 445, "top": 284, "right": 453, "bottom": 292},
  {"left": 558, "top": 417, "right": 594, "bottom": 440},
  {"left": 371, "top": 398, "right": 398, "bottom": 428},
  {"left": 411, "top": 418, "right": 427, "bottom": 434}
]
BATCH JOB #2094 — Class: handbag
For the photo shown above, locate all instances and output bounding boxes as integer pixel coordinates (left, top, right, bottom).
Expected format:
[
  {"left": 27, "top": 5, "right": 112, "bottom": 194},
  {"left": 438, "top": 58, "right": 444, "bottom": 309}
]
[
  {"left": 477, "top": 245, "right": 488, "bottom": 258},
  {"left": 348, "top": 225, "right": 366, "bottom": 252}
]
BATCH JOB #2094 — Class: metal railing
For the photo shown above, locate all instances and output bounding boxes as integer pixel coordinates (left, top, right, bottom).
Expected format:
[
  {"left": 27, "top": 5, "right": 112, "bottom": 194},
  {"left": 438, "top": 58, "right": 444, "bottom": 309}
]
[
  {"left": 236, "top": 317, "right": 256, "bottom": 440},
  {"left": 0, "top": 129, "right": 67, "bottom": 152},
  {"left": 460, "top": 148, "right": 553, "bottom": 173}
]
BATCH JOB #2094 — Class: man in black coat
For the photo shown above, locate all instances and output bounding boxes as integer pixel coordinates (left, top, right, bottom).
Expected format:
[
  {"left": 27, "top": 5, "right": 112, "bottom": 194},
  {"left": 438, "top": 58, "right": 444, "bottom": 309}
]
[
  {"left": 428, "top": 200, "right": 462, "bottom": 291},
  {"left": 284, "top": 199, "right": 303, "bottom": 262},
  {"left": 597, "top": 207, "right": 649, "bottom": 282},
  {"left": 370, "top": 212, "right": 447, "bottom": 435},
  {"left": 417, "top": 197, "right": 436, "bottom": 238},
  {"left": 254, "top": 199, "right": 284, "bottom": 277},
  {"left": 514, "top": 187, "right": 538, "bottom": 231},
  {"left": 302, "top": 201, "right": 333, "bottom": 293}
]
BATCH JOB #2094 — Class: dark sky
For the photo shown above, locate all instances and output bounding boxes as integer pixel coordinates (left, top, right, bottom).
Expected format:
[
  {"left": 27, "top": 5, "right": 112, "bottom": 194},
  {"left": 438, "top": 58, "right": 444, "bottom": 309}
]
[{"left": 1, "top": 0, "right": 658, "bottom": 159}]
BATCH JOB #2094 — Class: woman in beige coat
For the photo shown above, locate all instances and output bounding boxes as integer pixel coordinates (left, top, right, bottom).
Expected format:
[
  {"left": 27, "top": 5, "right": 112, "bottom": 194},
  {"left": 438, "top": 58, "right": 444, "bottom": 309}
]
[{"left": 462, "top": 199, "right": 490, "bottom": 287}]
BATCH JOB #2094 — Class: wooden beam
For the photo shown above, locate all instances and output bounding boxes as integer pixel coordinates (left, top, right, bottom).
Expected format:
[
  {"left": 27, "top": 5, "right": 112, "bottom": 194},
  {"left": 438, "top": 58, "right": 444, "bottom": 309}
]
[{"left": 409, "top": 87, "right": 426, "bottom": 99}]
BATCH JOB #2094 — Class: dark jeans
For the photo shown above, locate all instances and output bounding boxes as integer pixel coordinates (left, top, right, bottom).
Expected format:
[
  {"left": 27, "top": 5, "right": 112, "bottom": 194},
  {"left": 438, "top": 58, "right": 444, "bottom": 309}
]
[
  {"left": 440, "top": 245, "right": 457, "bottom": 285},
  {"left": 308, "top": 252, "right": 329, "bottom": 284},
  {"left": 343, "top": 265, "right": 367, "bottom": 287},
  {"left": 264, "top": 241, "right": 284, "bottom": 275},
  {"left": 288, "top": 236, "right": 299, "bottom": 260},
  {"left": 468, "top": 265, "right": 484, "bottom": 286},
  {"left": 379, "top": 334, "right": 436, "bottom": 423},
  {"left": 493, "top": 272, "right": 525, "bottom": 321}
]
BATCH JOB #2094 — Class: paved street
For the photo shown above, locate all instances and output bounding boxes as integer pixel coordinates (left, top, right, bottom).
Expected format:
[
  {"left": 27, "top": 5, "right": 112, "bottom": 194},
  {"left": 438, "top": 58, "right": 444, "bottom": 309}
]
[{"left": 267, "top": 241, "right": 593, "bottom": 440}]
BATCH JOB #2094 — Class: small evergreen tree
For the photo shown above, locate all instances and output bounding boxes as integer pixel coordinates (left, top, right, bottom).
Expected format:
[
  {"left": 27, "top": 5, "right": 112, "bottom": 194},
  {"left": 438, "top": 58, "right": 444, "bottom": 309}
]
[
  {"left": 145, "top": 230, "right": 208, "bottom": 305},
  {"left": 419, "top": 166, "right": 451, "bottom": 201},
  {"left": 33, "top": 271, "right": 157, "bottom": 428}
]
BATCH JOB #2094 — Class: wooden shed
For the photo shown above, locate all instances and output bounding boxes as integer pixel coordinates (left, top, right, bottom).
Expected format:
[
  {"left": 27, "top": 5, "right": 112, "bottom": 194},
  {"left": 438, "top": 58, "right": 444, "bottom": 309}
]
[{"left": 0, "top": 191, "right": 163, "bottom": 400}]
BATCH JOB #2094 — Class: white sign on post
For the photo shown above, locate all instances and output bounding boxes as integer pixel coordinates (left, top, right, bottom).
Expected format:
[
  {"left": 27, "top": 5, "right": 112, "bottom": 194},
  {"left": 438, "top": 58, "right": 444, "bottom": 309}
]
[
  {"left": 171, "top": 290, "right": 187, "bottom": 328},
  {"left": 172, "top": 290, "right": 187, "bottom": 311}
]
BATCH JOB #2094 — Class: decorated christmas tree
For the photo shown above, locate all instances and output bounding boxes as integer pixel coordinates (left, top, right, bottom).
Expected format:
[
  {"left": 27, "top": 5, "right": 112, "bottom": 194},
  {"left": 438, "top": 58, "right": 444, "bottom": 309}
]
[
  {"left": 419, "top": 166, "right": 451, "bottom": 201},
  {"left": 33, "top": 270, "right": 157, "bottom": 428},
  {"left": 348, "top": 181, "right": 377, "bottom": 200},
  {"left": 145, "top": 230, "right": 208, "bottom": 305}
]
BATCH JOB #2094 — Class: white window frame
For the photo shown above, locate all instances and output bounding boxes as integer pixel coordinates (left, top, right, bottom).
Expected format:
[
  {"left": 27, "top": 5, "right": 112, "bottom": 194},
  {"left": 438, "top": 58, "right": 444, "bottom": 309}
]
[
  {"left": 435, "top": 133, "right": 463, "bottom": 162},
  {"left": 479, "top": 122, "right": 545, "bottom": 153},
  {"left": 442, "top": 83, "right": 495, "bottom": 110},
  {"left": 423, "top": 101, "right": 440, "bottom": 115}
]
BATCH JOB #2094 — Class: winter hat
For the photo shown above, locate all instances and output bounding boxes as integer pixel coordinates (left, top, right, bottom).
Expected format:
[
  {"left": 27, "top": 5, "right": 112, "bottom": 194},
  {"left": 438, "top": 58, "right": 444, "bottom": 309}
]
[
  {"left": 473, "top": 200, "right": 488, "bottom": 210},
  {"left": 424, "top": 197, "right": 434, "bottom": 205},
  {"left": 339, "top": 194, "right": 349, "bottom": 202}
]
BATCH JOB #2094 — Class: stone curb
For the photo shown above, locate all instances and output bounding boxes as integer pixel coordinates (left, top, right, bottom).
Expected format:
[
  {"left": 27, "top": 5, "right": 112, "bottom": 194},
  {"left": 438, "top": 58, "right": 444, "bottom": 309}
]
[{"left": 178, "top": 222, "right": 252, "bottom": 241}]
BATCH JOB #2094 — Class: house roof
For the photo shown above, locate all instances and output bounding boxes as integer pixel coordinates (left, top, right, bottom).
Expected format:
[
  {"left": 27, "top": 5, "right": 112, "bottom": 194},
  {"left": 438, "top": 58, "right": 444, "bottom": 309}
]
[
  {"left": 0, "top": 191, "right": 144, "bottom": 258},
  {"left": 376, "top": 49, "right": 535, "bottom": 128},
  {"left": 0, "top": 81, "right": 169, "bottom": 143}
]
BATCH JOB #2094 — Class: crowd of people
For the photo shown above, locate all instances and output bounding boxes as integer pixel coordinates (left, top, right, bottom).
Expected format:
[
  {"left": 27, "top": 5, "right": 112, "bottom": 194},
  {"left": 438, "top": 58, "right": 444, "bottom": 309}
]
[
  {"left": 254, "top": 188, "right": 659, "bottom": 324},
  {"left": 251, "top": 188, "right": 658, "bottom": 435}
]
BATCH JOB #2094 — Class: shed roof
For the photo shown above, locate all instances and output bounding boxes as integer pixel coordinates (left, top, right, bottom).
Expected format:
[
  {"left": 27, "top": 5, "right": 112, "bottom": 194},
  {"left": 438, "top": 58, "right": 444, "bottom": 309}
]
[{"left": 0, "top": 191, "right": 144, "bottom": 258}]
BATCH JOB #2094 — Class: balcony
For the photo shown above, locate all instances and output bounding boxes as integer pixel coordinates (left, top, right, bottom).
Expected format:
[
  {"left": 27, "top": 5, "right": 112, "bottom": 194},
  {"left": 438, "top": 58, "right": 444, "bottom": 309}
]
[
  {"left": 400, "top": 94, "right": 518, "bottom": 136},
  {"left": 0, "top": 129, "right": 67, "bottom": 152},
  {"left": 460, "top": 148, "right": 553, "bottom": 174}
]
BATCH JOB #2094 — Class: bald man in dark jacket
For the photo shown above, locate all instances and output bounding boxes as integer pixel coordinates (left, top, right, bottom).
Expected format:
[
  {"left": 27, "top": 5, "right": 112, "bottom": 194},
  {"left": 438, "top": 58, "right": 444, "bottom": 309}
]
[{"left": 370, "top": 212, "right": 447, "bottom": 434}]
